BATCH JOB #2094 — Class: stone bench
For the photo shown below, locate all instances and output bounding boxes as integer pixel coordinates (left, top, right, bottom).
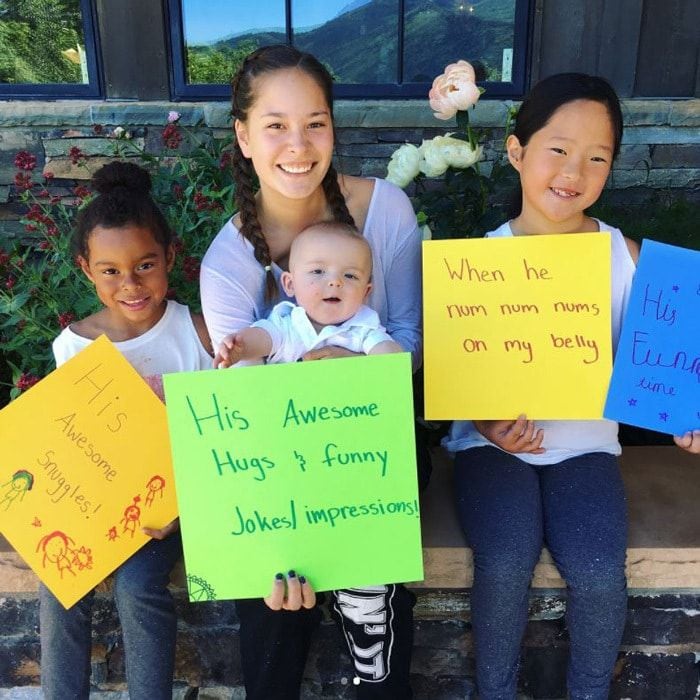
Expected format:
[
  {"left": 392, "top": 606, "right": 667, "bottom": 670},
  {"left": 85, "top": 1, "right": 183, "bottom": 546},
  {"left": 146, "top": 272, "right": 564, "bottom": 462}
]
[
  {"left": 2, "top": 446, "right": 697, "bottom": 593},
  {"left": 1, "top": 445, "right": 698, "bottom": 698},
  {"left": 413, "top": 445, "right": 700, "bottom": 590}
]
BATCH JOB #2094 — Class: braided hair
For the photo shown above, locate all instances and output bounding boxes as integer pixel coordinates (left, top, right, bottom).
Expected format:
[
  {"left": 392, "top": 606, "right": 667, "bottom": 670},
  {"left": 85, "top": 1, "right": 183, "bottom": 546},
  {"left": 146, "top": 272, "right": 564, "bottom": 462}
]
[{"left": 230, "top": 44, "right": 354, "bottom": 302}]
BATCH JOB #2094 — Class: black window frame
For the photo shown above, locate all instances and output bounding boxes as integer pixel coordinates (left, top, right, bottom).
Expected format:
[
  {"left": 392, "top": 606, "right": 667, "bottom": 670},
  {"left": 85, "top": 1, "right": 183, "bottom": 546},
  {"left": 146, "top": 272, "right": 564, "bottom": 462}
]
[
  {"left": 0, "top": 0, "right": 103, "bottom": 99},
  {"left": 166, "top": 0, "right": 532, "bottom": 101}
]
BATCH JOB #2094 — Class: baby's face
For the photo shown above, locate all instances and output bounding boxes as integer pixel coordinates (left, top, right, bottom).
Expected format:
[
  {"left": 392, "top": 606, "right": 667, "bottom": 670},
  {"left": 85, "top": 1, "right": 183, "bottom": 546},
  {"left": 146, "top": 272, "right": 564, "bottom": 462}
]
[{"left": 282, "top": 231, "right": 372, "bottom": 330}]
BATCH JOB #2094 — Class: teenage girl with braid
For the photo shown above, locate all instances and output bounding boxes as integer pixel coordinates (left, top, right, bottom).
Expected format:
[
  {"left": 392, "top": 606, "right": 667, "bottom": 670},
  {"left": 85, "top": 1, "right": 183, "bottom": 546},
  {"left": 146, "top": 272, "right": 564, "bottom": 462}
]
[{"left": 200, "top": 45, "right": 421, "bottom": 699}]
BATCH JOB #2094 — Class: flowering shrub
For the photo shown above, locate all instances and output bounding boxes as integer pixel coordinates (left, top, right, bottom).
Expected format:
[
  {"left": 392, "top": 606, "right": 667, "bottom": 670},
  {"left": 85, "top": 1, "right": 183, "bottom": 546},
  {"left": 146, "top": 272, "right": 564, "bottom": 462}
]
[
  {"left": 386, "top": 60, "right": 517, "bottom": 239},
  {"left": 0, "top": 116, "right": 236, "bottom": 403}
]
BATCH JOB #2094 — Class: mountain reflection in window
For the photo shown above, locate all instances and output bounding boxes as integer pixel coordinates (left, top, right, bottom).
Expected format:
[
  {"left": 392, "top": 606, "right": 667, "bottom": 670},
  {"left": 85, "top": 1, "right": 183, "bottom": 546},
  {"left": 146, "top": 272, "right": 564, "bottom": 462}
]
[
  {"left": 181, "top": 0, "right": 517, "bottom": 86},
  {"left": 0, "top": 0, "right": 89, "bottom": 85}
]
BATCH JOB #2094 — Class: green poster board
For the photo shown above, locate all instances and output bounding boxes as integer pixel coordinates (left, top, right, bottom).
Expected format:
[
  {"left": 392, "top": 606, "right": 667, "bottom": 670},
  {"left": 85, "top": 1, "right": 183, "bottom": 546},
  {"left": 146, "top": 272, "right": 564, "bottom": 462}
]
[{"left": 163, "top": 353, "right": 423, "bottom": 601}]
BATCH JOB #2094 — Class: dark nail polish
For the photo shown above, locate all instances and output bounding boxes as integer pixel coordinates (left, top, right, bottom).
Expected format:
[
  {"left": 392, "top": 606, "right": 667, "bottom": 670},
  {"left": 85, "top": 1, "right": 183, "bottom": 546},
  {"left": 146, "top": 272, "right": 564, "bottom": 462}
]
[
  {"left": 299, "top": 575, "right": 306, "bottom": 584},
  {"left": 275, "top": 572, "right": 284, "bottom": 580},
  {"left": 288, "top": 569, "right": 296, "bottom": 578}
]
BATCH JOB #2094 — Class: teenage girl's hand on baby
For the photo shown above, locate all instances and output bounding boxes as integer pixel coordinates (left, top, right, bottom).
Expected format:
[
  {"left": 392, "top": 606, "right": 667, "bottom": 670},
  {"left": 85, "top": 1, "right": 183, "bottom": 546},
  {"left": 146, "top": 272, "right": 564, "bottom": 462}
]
[
  {"left": 474, "top": 415, "right": 545, "bottom": 454},
  {"left": 302, "top": 345, "right": 361, "bottom": 361},
  {"left": 673, "top": 430, "right": 700, "bottom": 455},
  {"left": 214, "top": 334, "right": 244, "bottom": 369},
  {"left": 142, "top": 517, "right": 180, "bottom": 540},
  {"left": 264, "top": 571, "right": 316, "bottom": 611}
]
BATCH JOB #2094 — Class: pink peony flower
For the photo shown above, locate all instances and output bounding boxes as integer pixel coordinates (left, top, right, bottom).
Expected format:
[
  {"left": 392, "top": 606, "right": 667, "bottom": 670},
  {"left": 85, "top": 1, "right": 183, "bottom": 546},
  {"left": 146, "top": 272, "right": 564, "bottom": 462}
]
[
  {"left": 428, "top": 60, "right": 481, "bottom": 120},
  {"left": 167, "top": 110, "right": 181, "bottom": 123}
]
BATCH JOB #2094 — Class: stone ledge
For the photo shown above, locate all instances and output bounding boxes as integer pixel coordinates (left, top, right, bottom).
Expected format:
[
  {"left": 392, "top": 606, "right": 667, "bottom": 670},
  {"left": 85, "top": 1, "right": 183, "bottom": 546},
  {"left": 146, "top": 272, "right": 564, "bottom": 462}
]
[
  {"left": 0, "top": 99, "right": 697, "bottom": 130},
  {"left": 2, "top": 447, "right": 698, "bottom": 596}
]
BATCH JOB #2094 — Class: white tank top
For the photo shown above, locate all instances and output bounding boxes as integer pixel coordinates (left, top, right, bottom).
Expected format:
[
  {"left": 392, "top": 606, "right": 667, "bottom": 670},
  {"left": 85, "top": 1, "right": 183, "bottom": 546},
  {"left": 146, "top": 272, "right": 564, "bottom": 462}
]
[
  {"left": 443, "top": 220, "right": 636, "bottom": 464},
  {"left": 53, "top": 300, "right": 212, "bottom": 377}
]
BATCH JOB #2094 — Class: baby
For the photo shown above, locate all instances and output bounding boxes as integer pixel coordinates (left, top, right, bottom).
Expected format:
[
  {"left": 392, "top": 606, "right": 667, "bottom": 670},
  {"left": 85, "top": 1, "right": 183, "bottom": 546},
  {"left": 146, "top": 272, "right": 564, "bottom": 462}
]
[{"left": 215, "top": 222, "right": 402, "bottom": 366}]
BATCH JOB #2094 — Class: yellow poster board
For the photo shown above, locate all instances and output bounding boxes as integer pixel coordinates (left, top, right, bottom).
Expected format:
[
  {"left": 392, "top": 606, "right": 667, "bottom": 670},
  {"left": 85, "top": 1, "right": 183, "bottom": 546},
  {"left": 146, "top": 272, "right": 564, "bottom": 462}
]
[
  {"left": 0, "top": 336, "right": 177, "bottom": 608},
  {"left": 423, "top": 233, "right": 612, "bottom": 419}
]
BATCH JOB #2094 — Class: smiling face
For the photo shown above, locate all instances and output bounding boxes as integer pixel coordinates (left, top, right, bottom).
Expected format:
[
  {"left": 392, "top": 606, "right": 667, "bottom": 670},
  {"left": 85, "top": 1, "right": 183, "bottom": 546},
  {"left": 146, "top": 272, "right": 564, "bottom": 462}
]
[
  {"left": 507, "top": 99, "right": 615, "bottom": 233},
  {"left": 234, "top": 68, "right": 334, "bottom": 205},
  {"left": 281, "top": 227, "right": 372, "bottom": 331},
  {"left": 79, "top": 224, "right": 174, "bottom": 337}
]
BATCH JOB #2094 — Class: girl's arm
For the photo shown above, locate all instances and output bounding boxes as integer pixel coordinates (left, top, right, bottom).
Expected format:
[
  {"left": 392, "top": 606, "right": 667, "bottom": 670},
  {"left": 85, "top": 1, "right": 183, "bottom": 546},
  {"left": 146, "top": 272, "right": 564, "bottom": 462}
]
[
  {"left": 191, "top": 312, "right": 214, "bottom": 356},
  {"left": 200, "top": 228, "right": 263, "bottom": 348},
  {"left": 624, "top": 236, "right": 640, "bottom": 264},
  {"left": 378, "top": 185, "right": 423, "bottom": 370}
]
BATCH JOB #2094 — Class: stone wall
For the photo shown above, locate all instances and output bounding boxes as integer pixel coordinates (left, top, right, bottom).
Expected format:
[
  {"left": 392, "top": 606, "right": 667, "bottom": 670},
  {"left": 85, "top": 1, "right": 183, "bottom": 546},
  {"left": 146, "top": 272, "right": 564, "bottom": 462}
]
[
  {"left": 2, "top": 446, "right": 699, "bottom": 698},
  {"left": 1, "top": 98, "right": 699, "bottom": 241},
  {"left": 1, "top": 590, "right": 699, "bottom": 699}
]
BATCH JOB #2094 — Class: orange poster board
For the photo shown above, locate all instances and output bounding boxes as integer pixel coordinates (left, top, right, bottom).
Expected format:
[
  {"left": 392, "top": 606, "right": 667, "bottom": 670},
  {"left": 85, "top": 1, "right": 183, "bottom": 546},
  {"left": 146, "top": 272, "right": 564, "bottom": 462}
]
[{"left": 0, "top": 336, "right": 177, "bottom": 608}]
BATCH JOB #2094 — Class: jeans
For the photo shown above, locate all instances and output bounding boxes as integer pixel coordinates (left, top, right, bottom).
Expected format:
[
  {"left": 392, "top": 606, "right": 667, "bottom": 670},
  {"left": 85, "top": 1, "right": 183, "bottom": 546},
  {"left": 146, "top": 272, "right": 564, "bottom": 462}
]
[
  {"left": 454, "top": 447, "right": 628, "bottom": 700},
  {"left": 237, "top": 584, "right": 416, "bottom": 699},
  {"left": 40, "top": 533, "right": 182, "bottom": 700}
]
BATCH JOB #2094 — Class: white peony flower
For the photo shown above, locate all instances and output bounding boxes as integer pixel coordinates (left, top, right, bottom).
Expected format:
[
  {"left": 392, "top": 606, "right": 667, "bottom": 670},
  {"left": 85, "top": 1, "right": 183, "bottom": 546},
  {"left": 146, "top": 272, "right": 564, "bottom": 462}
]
[
  {"left": 439, "top": 134, "right": 483, "bottom": 169},
  {"left": 386, "top": 143, "right": 421, "bottom": 187},
  {"left": 419, "top": 137, "right": 449, "bottom": 178}
]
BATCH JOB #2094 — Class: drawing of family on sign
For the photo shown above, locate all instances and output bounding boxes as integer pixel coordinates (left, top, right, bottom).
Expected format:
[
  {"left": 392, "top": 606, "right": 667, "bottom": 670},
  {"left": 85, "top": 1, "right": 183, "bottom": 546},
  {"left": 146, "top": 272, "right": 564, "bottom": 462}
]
[{"left": 36, "top": 530, "right": 93, "bottom": 578}]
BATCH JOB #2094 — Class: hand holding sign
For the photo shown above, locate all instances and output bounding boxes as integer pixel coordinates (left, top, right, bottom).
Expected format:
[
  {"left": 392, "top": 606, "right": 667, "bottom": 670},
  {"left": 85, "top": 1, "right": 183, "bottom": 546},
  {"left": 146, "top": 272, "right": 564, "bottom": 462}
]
[{"left": 264, "top": 571, "right": 317, "bottom": 611}]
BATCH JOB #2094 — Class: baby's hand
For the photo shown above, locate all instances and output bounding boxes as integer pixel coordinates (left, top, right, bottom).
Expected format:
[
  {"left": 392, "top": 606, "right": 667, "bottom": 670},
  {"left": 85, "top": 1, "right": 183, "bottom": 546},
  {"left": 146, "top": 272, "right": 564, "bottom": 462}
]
[
  {"left": 474, "top": 415, "right": 545, "bottom": 454},
  {"left": 214, "top": 333, "right": 244, "bottom": 369},
  {"left": 264, "top": 570, "right": 316, "bottom": 611},
  {"left": 673, "top": 430, "right": 700, "bottom": 455}
]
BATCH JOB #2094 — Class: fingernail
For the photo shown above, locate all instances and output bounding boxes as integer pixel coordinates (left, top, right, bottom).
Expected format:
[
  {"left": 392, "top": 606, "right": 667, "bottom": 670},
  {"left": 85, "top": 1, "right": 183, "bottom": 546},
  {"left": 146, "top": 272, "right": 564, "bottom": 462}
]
[
  {"left": 288, "top": 569, "right": 296, "bottom": 578},
  {"left": 275, "top": 572, "right": 284, "bottom": 581},
  {"left": 299, "top": 575, "right": 306, "bottom": 584}
]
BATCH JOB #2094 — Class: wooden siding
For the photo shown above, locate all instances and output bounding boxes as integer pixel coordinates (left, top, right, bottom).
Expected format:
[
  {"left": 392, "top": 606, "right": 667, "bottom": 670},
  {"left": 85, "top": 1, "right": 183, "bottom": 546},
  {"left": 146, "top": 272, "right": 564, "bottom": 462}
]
[{"left": 532, "top": 0, "right": 699, "bottom": 97}]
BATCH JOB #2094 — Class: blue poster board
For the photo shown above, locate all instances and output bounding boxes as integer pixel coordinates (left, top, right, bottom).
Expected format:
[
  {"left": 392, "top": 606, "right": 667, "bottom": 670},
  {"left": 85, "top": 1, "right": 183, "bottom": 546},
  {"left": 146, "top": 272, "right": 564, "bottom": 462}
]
[{"left": 604, "top": 240, "right": 700, "bottom": 435}]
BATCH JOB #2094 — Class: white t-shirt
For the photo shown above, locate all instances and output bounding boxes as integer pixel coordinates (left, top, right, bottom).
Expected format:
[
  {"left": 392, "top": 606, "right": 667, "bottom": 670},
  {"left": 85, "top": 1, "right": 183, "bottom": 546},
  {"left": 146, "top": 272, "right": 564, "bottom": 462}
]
[
  {"left": 252, "top": 301, "right": 393, "bottom": 364},
  {"left": 53, "top": 301, "right": 212, "bottom": 397},
  {"left": 200, "top": 178, "right": 422, "bottom": 370},
  {"left": 443, "top": 220, "right": 636, "bottom": 464}
]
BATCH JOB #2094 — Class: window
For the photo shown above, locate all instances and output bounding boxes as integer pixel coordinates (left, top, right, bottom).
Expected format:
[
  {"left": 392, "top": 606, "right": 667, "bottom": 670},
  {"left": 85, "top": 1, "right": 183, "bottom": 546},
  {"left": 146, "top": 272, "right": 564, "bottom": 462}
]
[
  {"left": 0, "top": 0, "right": 101, "bottom": 98},
  {"left": 168, "top": 0, "right": 531, "bottom": 100}
]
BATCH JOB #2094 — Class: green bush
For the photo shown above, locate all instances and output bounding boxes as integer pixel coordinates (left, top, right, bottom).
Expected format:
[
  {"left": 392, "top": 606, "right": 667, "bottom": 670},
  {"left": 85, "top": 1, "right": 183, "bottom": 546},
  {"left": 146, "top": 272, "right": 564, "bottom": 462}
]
[{"left": 0, "top": 118, "right": 235, "bottom": 405}]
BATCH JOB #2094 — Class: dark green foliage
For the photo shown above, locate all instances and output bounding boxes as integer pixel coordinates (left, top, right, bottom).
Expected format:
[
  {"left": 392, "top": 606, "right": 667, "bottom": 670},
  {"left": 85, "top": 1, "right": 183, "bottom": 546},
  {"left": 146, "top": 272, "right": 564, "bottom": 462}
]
[
  {"left": 0, "top": 0, "right": 84, "bottom": 84},
  {"left": 589, "top": 193, "right": 700, "bottom": 250}
]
